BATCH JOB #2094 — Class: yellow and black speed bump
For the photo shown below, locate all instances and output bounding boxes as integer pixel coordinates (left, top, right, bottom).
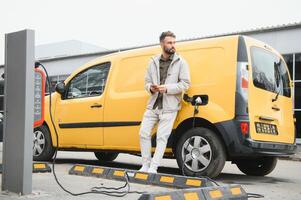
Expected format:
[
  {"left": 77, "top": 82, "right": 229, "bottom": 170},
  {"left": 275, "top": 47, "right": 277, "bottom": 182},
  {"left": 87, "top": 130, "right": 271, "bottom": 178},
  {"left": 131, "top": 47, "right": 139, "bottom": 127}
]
[
  {"left": 0, "top": 163, "right": 51, "bottom": 173},
  {"left": 202, "top": 185, "right": 248, "bottom": 200},
  {"left": 69, "top": 165, "right": 249, "bottom": 199},
  {"left": 69, "top": 164, "right": 110, "bottom": 178},
  {"left": 125, "top": 171, "right": 157, "bottom": 185},
  {"left": 32, "top": 163, "right": 51, "bottom": 173},
  {"left": 151, "top": 173, "right": 213, "bottom": 189},
  {"left": 106, "top": 168, "right": 128, "bottom": 181},
  {"left": 69, "top": 164, "right": 213, "bottom": 189},
  {"left": 138, "top": 185, "right": 248, "bottom": 200}
]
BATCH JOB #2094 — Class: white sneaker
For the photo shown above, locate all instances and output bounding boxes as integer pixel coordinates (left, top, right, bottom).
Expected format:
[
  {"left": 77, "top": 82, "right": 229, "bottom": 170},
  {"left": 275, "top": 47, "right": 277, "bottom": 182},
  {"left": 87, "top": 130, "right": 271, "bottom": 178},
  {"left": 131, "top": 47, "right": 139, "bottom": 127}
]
[
  {"left": 139, "top": 164, "right": 150, "bottom": 172},
  {"left": 147, "top": 167, "right": 158, "bottom": 174}
]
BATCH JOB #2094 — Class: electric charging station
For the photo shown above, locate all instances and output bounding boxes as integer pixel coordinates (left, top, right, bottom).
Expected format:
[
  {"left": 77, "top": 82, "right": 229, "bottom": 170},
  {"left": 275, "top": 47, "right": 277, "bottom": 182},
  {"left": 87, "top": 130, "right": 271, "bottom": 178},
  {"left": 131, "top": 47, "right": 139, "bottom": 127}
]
[
  {"left": 33, "top": 67, "right": 46, "bottom": 128},
  {"left": 1, "top": 29, "right": 45, "bottom": 195}
]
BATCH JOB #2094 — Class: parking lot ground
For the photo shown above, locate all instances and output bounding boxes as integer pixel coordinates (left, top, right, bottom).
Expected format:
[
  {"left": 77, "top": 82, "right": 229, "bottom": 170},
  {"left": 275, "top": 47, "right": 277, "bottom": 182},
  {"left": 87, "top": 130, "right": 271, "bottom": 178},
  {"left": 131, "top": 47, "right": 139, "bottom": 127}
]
[{"left": 0, "top": 148, "right": 301, "bottom": 199}]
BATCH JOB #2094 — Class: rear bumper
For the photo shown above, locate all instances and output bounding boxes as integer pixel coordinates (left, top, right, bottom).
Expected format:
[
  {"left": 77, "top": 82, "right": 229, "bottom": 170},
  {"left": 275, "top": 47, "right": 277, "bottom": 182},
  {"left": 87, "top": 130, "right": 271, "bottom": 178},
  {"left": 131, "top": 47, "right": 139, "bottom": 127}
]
[
  {"left": 215, "top": 118, "right": 297, "bottom": 158},
  {"left": 244, "top": 138, "right": 297, "bottom": 156}
]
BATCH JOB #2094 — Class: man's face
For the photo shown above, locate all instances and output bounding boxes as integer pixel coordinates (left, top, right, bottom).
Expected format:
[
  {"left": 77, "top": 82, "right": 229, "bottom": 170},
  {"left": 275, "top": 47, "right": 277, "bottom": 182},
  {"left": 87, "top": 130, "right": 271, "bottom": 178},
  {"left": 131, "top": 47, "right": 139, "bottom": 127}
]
[{"left": 160, "top": 36, "right": 176, "bottom": 55}]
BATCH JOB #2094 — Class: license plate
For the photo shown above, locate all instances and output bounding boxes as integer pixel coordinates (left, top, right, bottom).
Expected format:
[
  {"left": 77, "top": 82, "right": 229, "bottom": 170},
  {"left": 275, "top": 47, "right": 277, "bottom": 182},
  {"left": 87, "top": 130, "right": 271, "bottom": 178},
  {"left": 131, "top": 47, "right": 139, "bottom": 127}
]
[{"left": 255, "top": 122, "right": 278, "bottom": 135}]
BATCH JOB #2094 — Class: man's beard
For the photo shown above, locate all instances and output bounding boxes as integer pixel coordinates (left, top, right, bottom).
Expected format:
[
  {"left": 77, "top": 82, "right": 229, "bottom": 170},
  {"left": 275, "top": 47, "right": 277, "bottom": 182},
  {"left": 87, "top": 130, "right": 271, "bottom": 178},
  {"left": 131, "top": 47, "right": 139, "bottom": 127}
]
[{"left": 164, "top": 47, "right": 176, "bottom": 55}]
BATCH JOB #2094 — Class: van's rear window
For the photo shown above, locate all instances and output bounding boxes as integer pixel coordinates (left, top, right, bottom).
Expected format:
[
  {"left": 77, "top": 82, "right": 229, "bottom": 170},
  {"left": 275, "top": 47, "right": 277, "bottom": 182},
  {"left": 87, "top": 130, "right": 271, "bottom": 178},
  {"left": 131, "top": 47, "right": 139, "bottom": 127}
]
[{"left": 251, "top": 47, "right": 291, "bottom": 97}]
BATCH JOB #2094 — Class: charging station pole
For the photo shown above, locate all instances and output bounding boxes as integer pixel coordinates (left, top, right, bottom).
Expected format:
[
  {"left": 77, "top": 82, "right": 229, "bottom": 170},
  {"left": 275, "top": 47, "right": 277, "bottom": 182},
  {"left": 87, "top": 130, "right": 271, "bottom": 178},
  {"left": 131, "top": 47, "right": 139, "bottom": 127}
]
[{"left": 2, "top": 30, "right": 35, "bottom": 195}]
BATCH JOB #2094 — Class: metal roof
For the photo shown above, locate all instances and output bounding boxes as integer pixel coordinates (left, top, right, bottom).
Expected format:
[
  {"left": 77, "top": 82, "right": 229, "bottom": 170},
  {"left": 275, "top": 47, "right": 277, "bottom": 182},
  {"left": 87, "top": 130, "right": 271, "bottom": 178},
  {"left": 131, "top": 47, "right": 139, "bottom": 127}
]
[{"left": 62, "top": 21, "right": 301, "bottom": 60}]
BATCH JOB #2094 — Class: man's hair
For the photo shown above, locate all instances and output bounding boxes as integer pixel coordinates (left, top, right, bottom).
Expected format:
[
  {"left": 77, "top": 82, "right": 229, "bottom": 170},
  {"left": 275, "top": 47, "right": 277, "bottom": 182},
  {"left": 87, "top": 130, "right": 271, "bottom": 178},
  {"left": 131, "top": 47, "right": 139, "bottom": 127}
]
[{"left": 159, "top": 31, "right": 176, "bottom": 42}]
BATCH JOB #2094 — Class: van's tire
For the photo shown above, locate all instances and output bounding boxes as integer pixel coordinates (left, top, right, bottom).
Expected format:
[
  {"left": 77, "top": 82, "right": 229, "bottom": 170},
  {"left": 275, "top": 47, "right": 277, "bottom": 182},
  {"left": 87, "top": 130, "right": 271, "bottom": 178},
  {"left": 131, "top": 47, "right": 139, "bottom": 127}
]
[
  {"left": 175, "top": 127, "right": 226, "bottom": 178},
  {"left": 33, "top": 125, "right": 55, "bottom": 161},
  {"left": 94, "top": 152, "right": 119, "bottom": 162},
  {"left": 235, "top": 157, "right": 277, "bottom": 176}
]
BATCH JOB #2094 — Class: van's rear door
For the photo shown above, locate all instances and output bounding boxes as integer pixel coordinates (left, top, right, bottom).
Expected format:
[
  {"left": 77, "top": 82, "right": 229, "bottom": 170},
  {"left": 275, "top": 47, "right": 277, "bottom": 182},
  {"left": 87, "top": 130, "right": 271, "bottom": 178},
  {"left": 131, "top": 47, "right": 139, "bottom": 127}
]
[{"left": 248, "top": 46, "right": 295, "bottom": 144}]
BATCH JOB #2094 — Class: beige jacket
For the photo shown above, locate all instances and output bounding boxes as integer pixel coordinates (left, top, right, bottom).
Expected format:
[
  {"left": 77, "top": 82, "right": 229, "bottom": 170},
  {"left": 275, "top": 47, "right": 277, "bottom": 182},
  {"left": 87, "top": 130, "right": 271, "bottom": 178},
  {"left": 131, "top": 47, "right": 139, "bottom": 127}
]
[{"left": 144, "top": 53, "right": 191, "bottom": 112}]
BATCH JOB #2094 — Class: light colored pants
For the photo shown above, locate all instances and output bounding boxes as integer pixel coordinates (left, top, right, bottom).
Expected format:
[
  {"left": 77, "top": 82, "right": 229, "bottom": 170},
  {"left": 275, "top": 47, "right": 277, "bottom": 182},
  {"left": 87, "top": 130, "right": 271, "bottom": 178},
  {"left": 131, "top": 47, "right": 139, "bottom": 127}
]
[{"left": 139, "top": 108, "right": 178, "bottom": 169}]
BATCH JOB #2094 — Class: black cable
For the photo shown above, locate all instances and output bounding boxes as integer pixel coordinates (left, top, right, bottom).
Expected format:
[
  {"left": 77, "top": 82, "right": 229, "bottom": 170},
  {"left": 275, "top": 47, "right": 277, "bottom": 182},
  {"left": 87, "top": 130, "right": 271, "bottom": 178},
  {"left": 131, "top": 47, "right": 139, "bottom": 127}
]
[
  {"left": 247, "top": 193, "right": 265, "bottom": 198},
  {"left": 36, "top": 62, "right": 146, "bottom": 197},
  {"left": 92, "top": 173, "right": 146, "bottom": 195}
]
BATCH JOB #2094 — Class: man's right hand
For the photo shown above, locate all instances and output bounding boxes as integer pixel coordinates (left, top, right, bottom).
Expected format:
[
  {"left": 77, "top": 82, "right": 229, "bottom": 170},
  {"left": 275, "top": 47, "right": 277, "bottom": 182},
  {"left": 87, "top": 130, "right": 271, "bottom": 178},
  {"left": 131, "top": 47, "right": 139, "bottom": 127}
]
[{"left": 150, "top": 84, "right": 159, "bottom": 93}]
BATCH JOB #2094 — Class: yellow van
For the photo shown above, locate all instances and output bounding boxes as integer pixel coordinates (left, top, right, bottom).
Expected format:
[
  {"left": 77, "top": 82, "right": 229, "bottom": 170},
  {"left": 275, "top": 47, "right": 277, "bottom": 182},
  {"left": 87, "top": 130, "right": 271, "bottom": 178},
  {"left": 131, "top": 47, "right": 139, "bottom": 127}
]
[{"left": 33, "top": 35, "right": 297, "bottom": 178}]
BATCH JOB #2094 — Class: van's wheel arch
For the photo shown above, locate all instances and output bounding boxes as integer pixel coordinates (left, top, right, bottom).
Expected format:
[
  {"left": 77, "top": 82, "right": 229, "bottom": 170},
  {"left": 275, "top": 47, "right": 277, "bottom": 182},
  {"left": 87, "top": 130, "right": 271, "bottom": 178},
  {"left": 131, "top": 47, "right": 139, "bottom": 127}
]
[
  {"left": 94, "top": 152, "right": 119, "bottom": 162},
  {"left": 175, "top": 127, "right": 226, "bottom": 178},
  {"left": 235, "top": 157, "right": 277, "bottom": 176},
  {"left": 33, "top": 124, "right": 55, "bottom": 161}
]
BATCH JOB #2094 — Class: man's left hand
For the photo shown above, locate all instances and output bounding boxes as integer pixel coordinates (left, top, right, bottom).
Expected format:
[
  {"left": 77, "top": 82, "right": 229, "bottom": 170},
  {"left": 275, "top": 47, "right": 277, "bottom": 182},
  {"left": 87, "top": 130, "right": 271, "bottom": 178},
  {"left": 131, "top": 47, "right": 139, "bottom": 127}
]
[{"left": 158, "top": 85, "right": 167, "bottom": 93}]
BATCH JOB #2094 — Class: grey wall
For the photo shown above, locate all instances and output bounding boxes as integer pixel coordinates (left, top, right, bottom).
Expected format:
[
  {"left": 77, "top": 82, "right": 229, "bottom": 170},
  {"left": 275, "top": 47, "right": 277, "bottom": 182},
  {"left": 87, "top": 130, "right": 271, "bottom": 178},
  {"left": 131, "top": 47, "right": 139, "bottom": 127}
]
[
  {"left": 247, "top": 28, "right": 301, "bottom": 54},
  {"left": 39, "top": 55, "right": 102, "bottom": 76}
]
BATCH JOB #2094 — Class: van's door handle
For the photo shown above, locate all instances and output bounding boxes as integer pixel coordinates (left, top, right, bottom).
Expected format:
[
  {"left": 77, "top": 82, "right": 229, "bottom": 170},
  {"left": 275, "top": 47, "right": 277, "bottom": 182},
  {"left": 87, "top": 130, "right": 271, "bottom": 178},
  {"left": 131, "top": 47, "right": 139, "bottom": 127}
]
[
  {"left": 272, "top": 106, "right": 280, "bottom": 111},
  {"left": 90, "top": 103, "right": 102, "bottom": 108},
  {"left": 259, "top": 116, "right": 275, "bottom": 122}
]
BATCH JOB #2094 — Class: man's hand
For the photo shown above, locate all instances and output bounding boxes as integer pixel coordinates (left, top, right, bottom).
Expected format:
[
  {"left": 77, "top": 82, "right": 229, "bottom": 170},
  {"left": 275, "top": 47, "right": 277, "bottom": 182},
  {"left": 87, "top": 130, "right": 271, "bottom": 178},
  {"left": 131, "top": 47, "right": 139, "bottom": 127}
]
[
  {"left": 150, "top": 84, "right": 159, "bottom": 93},
  {"left": 158, "top": 85, "right": 167, "bottom": 94}
]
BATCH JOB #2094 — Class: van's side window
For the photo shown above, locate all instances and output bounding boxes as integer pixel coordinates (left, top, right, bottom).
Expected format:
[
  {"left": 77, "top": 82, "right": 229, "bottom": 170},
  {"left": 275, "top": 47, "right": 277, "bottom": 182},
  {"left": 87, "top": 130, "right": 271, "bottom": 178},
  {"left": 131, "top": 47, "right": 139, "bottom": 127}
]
[{"left": 66, "top": 62, "right": 110, "bottom": 99}]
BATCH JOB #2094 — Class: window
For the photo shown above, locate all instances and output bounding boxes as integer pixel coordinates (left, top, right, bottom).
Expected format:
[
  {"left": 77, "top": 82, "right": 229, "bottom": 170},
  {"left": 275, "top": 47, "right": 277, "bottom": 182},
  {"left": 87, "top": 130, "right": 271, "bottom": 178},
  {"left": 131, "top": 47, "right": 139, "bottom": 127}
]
[
  {"left": 295, "top": 53, "right": 301, "bottom": 80},
  {"left": 295, "top": 111, "right": 301, "bottom": 138},
  {"left": 251, "top": 47, "right": 291, "bottom": 97},
  {"left": 0, "top": 96, "right": 3, "bottom": 112},
  {"left": 46, "top": 74, "right": 70, "bottom": 94},
  {"left": 0, "top": 80, "right": 4, "bottom": 112},
  {"left": 283, "top": 54, "right": 293, "bottom": 80},
  {"left": 295, "top": 82, "right": 301, "bottom": 109},
  {"left": 58, "top": 75, "right": 69, "bottom": 82},
  {"left": 66, "top": 62, "right": 110, "bottom": 99},
  {"left": 49, "top": 76, "right": 58, "bottom": 93}
]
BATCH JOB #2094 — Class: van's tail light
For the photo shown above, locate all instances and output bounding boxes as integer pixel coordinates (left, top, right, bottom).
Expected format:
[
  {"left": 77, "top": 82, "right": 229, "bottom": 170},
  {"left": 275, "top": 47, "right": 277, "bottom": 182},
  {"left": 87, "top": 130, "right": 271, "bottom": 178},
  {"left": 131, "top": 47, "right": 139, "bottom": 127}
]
[
  {"left": 241, "top": 77, "right": 248, "bottom": 88},
  {"left": 240, "top": 122, "right": 249, "bottom": 136},
  {"left": 236, "top": 62, "right": 249, "bottom": 115},
  {"left": 241, "top": 65, "right": 249, "bottom": 89}
]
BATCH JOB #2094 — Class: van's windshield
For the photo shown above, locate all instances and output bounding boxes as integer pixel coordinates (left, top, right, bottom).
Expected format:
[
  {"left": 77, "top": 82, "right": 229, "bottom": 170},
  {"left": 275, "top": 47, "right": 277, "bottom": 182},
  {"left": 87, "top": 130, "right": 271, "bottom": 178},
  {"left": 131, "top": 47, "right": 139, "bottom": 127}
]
[{"left": 251, "top": 47, "right": 291, "bottom": 98}]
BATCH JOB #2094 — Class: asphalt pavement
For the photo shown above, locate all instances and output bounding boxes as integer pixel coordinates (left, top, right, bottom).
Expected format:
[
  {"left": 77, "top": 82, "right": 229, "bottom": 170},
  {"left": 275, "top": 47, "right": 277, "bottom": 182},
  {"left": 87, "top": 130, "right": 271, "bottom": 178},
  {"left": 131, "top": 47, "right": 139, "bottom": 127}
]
[{"left": 0, "top": 144, "right": 301, "bottom": 200}]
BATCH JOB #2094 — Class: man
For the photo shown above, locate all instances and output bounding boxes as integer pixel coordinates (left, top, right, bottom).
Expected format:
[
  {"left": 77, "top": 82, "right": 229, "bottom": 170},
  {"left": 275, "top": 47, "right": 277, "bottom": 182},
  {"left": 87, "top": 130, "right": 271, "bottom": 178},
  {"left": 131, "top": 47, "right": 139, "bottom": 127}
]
[{"left": 139, "top": 31, "right": 191, "bottom": 173}]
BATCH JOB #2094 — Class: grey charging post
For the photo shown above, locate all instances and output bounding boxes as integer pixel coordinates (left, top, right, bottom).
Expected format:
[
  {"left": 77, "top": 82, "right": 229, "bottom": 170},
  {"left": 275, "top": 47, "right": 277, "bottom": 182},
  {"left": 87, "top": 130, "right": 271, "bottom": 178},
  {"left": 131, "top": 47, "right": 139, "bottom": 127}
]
[{"left": 1, "top": 29, "right": 35, "bottom": 195}]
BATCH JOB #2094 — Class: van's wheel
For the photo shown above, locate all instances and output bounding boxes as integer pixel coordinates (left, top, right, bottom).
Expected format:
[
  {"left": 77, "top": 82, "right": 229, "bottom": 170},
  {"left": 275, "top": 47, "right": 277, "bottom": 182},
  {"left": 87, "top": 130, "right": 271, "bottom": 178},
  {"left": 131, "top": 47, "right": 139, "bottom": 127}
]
[
  {"left": 33, "top": 125, "right": 55, "bottom": 161},
  {"left": 176, "top": 127, "right": 226, "bottom": 178},
  {"left": 235, "top": 157, "right": 277, "bottom": 176},
  {"left": 94, "top": 152, "right": 119, "bottom": 162}
]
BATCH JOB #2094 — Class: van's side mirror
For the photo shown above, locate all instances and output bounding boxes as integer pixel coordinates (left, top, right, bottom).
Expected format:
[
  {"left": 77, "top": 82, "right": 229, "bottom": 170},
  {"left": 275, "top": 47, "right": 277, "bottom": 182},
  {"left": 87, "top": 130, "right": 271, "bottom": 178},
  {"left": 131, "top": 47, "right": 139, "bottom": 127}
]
[
  {"left": 55, "top": 82, "right": 66, "bottom": 95},
  {"left": 183, "top": 94, "right": 209, "bottom": 106}
]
